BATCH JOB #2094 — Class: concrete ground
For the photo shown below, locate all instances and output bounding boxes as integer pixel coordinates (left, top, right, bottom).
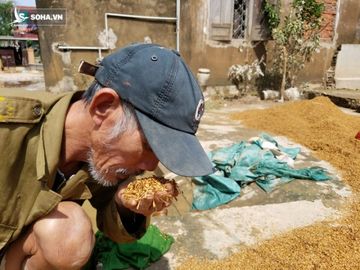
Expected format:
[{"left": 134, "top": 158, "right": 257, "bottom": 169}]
[
  {"left": 0, "top": 67, "right": 45, "bottom": 91},
  {"left": 148, "top": 97, "right": 352, "bottom": 269}
]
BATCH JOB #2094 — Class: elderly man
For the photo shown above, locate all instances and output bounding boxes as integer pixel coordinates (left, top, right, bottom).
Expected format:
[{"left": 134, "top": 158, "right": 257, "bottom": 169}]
[{"left": 0, "top": 43, "right": 213, "bottom": 269}]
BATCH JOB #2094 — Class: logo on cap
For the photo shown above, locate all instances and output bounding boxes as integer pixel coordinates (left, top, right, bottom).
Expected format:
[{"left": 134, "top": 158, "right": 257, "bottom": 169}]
[{"left": 194, "top": 99, "right": 204, "bottom": 122}]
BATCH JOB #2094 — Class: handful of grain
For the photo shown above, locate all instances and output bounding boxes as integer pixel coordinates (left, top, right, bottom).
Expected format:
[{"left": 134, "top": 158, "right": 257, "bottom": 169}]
[{"left": 123, "top": 176, "right": 179, "bottom": 209}]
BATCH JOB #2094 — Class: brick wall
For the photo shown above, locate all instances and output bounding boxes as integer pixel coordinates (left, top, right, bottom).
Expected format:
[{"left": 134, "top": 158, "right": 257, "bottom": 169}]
[{"left": 320, "top": 0, "right": 337, "bottom": 41}]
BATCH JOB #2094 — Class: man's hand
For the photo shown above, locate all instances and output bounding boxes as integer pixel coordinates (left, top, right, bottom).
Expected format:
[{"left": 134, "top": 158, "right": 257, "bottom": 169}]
[{"left": 115, "top": 177, "right": 178, "bottom": 216}]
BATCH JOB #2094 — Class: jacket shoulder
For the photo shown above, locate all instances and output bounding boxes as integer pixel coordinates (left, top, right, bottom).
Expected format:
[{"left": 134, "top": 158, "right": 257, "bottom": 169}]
[{"left": 0, "top": 90, "right": 71, "bottom": 123}]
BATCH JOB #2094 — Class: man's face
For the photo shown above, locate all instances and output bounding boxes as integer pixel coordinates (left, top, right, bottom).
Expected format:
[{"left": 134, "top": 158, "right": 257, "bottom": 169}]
[{"left": 88, "top": 107, "right": 159, "bottom": 187}]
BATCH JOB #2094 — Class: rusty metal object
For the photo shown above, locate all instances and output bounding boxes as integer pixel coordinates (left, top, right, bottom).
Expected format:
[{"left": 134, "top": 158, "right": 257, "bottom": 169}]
[{"left": 78, "top": 60, "right": 99, "bottom": 76}]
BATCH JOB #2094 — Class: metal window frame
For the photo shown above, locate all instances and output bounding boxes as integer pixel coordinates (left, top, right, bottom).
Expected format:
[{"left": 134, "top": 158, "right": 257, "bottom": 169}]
[
  {"left": 232, "top": 0, "right": 254, "bottom": 40},
  {"left": 233, "top": 0, "right": 247, "bottom": 39}
]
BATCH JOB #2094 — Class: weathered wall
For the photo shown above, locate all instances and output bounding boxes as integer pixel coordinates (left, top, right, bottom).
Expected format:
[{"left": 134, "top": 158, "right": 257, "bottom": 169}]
[
  {"left": 37, "top": 0, "right": 360, "bottom": 90},
  {"left": 181, "top": 0, "right": 256, "bottom": 86},
  {"left": 321, "top": 0, "right": 337, "bottom": 41},
  {"left": 335, "top": 0, "right": 360, "bottom": 44},
  {"left": 180, "top": 0, "right": 338, "bottom": 86},
  {"left": 36, "top": 0, "right": 176, "bottom": 92}
]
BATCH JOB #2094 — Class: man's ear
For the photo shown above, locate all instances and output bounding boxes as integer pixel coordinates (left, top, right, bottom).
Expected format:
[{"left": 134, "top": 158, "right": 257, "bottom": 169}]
[{"left": 89, "top": 88, "right": 120, "bottom": 126}]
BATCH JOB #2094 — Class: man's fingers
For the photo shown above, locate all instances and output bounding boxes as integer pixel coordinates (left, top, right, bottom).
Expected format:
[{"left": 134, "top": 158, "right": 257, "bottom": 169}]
[
  {"left": 164, "top": 182, "right": 179, "bottom": 197},
  {"left": 154, "top": 196, "right": 170, "bottom": 209},
  {"left": 119, "top": 184, "right": 177, "bottom": 216},
  {"left": 120, "top": 196, "right": 137, "bottom": 209}
]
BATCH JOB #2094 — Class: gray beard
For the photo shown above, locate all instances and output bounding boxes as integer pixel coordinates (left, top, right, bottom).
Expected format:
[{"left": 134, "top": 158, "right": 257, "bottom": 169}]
[{"left": 87, "top": 150, "right": 129, "bottom": 187}]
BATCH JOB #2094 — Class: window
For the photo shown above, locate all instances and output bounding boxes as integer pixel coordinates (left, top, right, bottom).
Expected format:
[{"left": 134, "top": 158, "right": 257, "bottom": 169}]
[
  {"left": 209, "top": 0, "right": 234, "bottom": 41},
  {"left": 233, "top": 0, "right": 248, "bottom": 39},
  {"left": 209, "top": 0, "right": 272, "bottom": 41}
]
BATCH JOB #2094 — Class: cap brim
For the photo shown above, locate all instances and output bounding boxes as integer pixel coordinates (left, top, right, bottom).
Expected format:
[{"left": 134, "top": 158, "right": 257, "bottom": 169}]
[{"left": 135, "top": 110, "right": 214, "bottom": 177}]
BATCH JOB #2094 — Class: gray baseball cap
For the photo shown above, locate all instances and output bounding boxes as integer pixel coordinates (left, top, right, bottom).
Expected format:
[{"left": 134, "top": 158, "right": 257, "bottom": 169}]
[{"left": 94, "top": 43, "right": 214, "bottom": 177}]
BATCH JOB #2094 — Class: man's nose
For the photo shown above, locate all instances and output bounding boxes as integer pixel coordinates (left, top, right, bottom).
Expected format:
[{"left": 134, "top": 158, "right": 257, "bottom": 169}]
[{"left": 138, "top": 153, "right": 159, "bottom": 171}]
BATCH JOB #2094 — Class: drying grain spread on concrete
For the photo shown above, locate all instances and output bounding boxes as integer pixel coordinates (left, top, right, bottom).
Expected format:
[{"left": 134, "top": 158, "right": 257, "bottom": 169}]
[{"left": 178, "top": 96, "right": 360, "bottom": 270}]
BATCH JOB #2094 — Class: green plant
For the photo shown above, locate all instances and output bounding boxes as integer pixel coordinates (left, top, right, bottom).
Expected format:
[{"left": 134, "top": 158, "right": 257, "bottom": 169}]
[
  {"left": 0, "top": 1, "right": 14, "bottom": 36},
  {"left": 26, "top": 40, "right": 33, "bottom": 47},
  {"left": 264, "top": 0, "right": 280, "bottom": 30},
  {"left": 264, "top": 0, "right": 324, "bottom": 101}
]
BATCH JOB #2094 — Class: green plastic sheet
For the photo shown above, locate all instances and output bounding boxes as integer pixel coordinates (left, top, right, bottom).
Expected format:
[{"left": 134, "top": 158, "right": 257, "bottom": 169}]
[
  {"left": 83, "top": 225, "right": 174, "bottom": 270},
  {"left": 192, "top": 133, "right": 331, "bottom": 210}
]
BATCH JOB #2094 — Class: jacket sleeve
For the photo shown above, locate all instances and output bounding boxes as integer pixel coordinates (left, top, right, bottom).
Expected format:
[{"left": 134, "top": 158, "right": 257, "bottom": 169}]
[{"left": 86, "top": 181, "right": 150, "bottom": 243}]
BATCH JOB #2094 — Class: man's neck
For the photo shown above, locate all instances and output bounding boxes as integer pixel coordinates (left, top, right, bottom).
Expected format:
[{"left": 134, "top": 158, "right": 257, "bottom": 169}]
[{"left": 58, "top": 100, "right": 92, "bottom": 175}]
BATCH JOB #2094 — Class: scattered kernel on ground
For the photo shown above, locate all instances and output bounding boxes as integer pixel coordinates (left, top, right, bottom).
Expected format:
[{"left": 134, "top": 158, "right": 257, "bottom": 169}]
[{"left": 178, "top": 97, "right": 360, "bottom": 270}]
